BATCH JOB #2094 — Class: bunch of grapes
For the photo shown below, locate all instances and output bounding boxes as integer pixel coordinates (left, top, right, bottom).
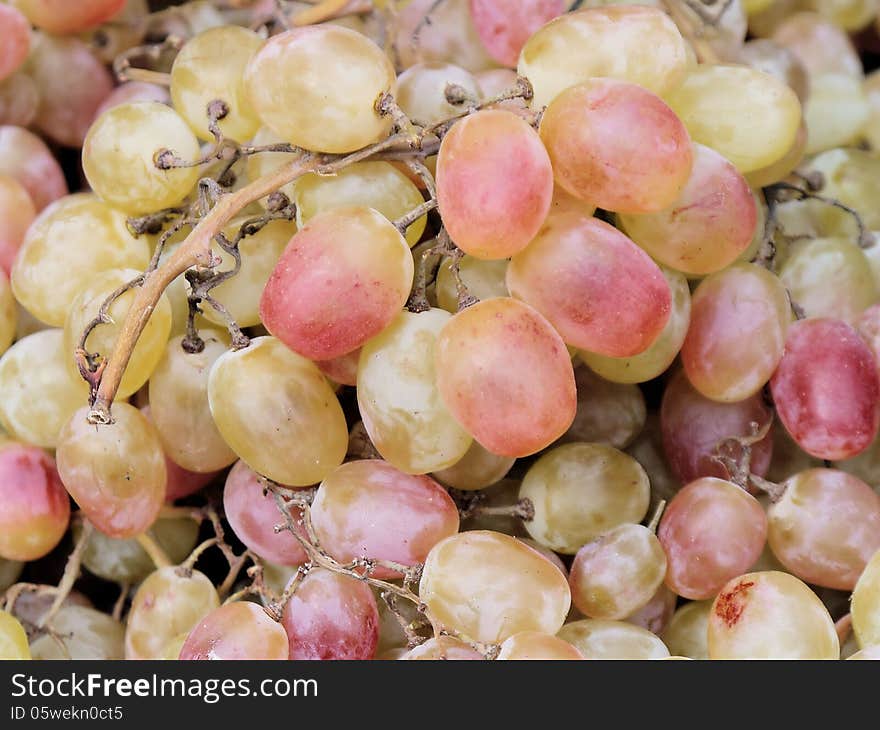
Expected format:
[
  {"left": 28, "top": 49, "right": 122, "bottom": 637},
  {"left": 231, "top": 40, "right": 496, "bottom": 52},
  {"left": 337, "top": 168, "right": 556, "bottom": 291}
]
[{"left": 2, "top": 0, "right": 880, "bottom": 662}]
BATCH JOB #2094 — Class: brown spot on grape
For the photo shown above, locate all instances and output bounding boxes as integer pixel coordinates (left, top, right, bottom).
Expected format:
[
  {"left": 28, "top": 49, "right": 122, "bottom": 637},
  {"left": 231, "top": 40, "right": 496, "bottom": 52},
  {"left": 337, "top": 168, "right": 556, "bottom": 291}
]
[{"left": 715, "top": 579, "right": 755, "bottom": 628}]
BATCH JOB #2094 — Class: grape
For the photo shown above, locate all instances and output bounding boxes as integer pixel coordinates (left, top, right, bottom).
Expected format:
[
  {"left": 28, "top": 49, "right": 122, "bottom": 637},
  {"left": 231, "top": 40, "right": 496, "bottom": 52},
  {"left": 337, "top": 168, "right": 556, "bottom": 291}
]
[
  {"left": 246, "top": 126, "right": 299, "bottom": 206},
  {"left": 540, "top": 79, "right": 692, "bottom": 214},
  {"left": 618, "top": 144, "right": 757, "bottom": 275},
  {"left": 864, "top": 70, "right": 880, "bottom": 150},
  {"left": 207, "top": 336, "right": 348, "bottom": 486},
  {"left": 458, "top": 478, "right": 526, "bottom": 536},
  {"left": 432, "top": 440, "right": 514, "bottom": 491},
  {"left": 0, "top": 5, "right": 30, "bottom": 83},
  {"left": 682, "top": 263, "right": 790, "bottom": 403},
  {"left": 436, "top": 109, "right": 553, "bottom": 260},
  {"left": 626, "top": 585, "right": 677, "bottom": 636},
  {"left": 520, "top": 442, "right": 650, "bottom": 554},
  {"left": 0, "top": 174, "right": 34, "bottom": 275},
  {"left": 30, "top": 606, "right": 125, "bottom": 660},
  {"left": 664, "top": 65, "right": 802, "bottom": 174},
  {"left": 95, "top": 82, "right": 170, "bottom": 119},
  {"left": 149, "top": 333, "right": 238, "bottom": 473},
  {"left": 311, "top": 460, "right": 459, "bottom": 579},
  {"left": 244, "top": 26, "right": 396, "bottom": 154},
  {"left": 806, "top": 148, "right": 880, "bottom": 231},
  {"left": 27, "top": 34, "right": 114, "bottom": 149},
  {"left": 57, "top": 403, "right": 166, "bottom": 539},
  {"left": 125, "top": 567, "right": 220, "bottom": 660},
  {"left": 162, "top": 455, "right": 217, "bottom": 503},
  {"left": 0, "top": 73, "right": 39, "bottom": 127},
  {"left": 658, "top": 477, "right": 768, "bottom": 600},
  {"left": 170, "top": 26, "right": 262, "bottom": 142},
  {"left": 78, "top": 517, "right": 199, "bottom": 585},
  {"left": 853, "top": 549, "right": 880, "bottom": 647},
  {"left": 0, "top": 330, "right": 88, "bottom": 449},
  {"left": 419, "top": 530, "right": 571, "bottom": 643},
  {"left": 84, "top": 0, "right": 149, "bottom": 65},
  {"left": 435, "top": 256, "right": 508, "bottom": 314},
  {"left": 0, "top": 610, "right": 29, "bottom": 660},
  {"left": 708, "top": 571, "right": 839, "bottom": 659},
  {"left": 519, "top": 538, "right": 568, "bottom": 577},
  {"left": 803, "top": 74, "right": 870, "bottom": 154},
  {"left": 557, "top": 619, "right": 670, "bottom": 659},
  {"left": 82, "top": 102, "right": 202, "bottom": 216},
  {"left": 518, "top": 6, "right": 689, "bottom": 108},
  {"left": 475, "top": 67, "right": 526, "bottom": 104},
  {"left": 848, "top": 646, "right": 880, "bottom": 659},
  {"left": 811, "top": 0, "right": 876, "bottom": 29},
  {"left": 281, "top": 568, "right": 379, "bottom": 660},
  {"left": 737, "top": 39, "right": 809, "bottom": 103},
  {"left": 569, "top": 524, "right": 667, "bottom": 620},
  {"left": 661, "top": 369, "right": 774, "bottom": 485},
  {"left": 580, "top": 267, "right": 690, "bottom": 384},
  {"left": 857, "top": 302, "right": 880, "bottom": 364},
  {"left": 260, "top": 206, "right": 413, "bottom": 361},
  {"left": 434, "top": 297, "right": 576, "bottom": 457},
  {"left": 771, "top": 318, "right": 880, "bottom": 460},
  {"left": 0, "top": 559, "right": 23, "bottom": 593},
  {"left": 768, "top": 469, "right": 880, "bottom": 590},
  {"left": 400, "top": 637, "right": 483, "bottom": 660},
  {"left": 396, "top": 62, "right": 481, "bottom": 125},
  {"left": 661, "top": 601, "right": 712, "bottom": 659},
  {"left": 63, "top": 268, "right": 172, "bottom": 399},
  {"left": 180, "top": 602, "right": 289, "bottom": 660},
  {"left": 0, "top": 271, "right": 16, "bottom": 357},
  {"left": 496, "top": 631, "right": 583, "bottom": 660},
  {"left": 0, "top": 125, "right": 68, "bottom": 211},
  {"left": 772, "top": 11, "right": 863, "bottom": 79},
  {"left": 468, "top": 0, "right": 565, "bottom": 67},
  {"left": 294, "top": 162, "right": 426, "bottom": 248},
  {"left": 316, "top": 349, "right": 360, "bottom": 388},
  {"left": 13, "top": 0, "right": 125, "bottom": 34}
]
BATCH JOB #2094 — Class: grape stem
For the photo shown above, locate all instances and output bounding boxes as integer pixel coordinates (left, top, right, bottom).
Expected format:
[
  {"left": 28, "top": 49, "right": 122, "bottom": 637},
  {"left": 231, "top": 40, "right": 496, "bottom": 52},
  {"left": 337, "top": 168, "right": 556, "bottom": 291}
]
[
  {"left": 112, "top": 35, "right": 183, "bottom": 85},
  {"left": 136, "top": 531, "right": 173, "bottom": 570},
  {"left": 37, "top": 520, "right": 94, "bottom": 629}
]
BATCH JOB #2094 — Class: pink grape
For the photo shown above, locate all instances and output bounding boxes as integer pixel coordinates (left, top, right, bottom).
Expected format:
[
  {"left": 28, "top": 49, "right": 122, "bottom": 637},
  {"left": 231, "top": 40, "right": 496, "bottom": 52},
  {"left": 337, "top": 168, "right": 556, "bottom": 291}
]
[
  {"left": 0, "top": 6, "right": 30, "bottom": 83},
  {"left": 0, "top": 126, "right": 68, "bottom": 211},
  {"left": 770, "top": 318, "right": 880, "bottom": 460},
  {"left": 0, "top": 443, "right": 69, "bottom": 562},
  {"left": 539, "top": 79, "right": 692, "bottom": 214},
  {"left": 0, "top": 73, "right": 39, "bottom": 127},
  {"left": 163, "top": 459, "right": 216, "bottom": 503},
  {"left": 0, "top": 175, "right": 35, "bottom": 275},
  {"left": 310, "top": 460, "right": 459, "bottom": 579},
  {"left": 281, "top": 568, "right": 379, "bottom": 660},
  {"left": 658, "top": 477, "right": 768, "bottom": 600},
  {"left": 13, "top": 0, "right": 126, "bottom": 35},
  {"left": 434, "top": 297, "right": 576, "bottom": 457},
  {"left": 95, "top": 82, "right": 170, "bottom": 119},
  {"left": 223, "top": 460, "right": 308, "bottom": 567},
  {"left": 661, "top": 369, "right": 773, "bottom": 485},
  {"left": 179, "top": 602, "right": 289, "bottom": 660},
  {"left": 507, "top": 212, "right": 671, "bottom": 357},
  {"left": 316, "top": 349, "right": 360, "bottom": 387},
  {"left": 260, "top": 206, "right": 413, "bottom": 360},
  {"left": 436, "top": 109, "right": 553, "bottom": 260},
  {"left": 468, "top": 0, "right": 565, "bottom": 67}
]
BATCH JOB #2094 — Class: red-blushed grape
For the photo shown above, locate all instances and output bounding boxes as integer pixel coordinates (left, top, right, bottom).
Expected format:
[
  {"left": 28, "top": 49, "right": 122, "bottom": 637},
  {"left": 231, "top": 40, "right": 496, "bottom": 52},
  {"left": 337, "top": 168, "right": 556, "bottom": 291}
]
[
  {"left": 518, "top": 6, "right": 689, "bottom": 108},
  {"left": 432, "top": 440, "right": 514, "bottom": 492},
  {"left": 260, "top": 206, "right": 413, "bottom": 361},
  {"left": 660, "top": 369, "right": 773, "bottom": 485},
  {"left": 434, "top": 297, "right": 576, "bottom": 457},
  {"left": 436, "top": 109, "right": 552, "bottom": 260},
  {"left": 468, "top": 0, "right": 565, "bottom": 67},
  {"left": 0, "top": 73, "right": 39, "bottom": 128},
  {"left": 281, "top": 568, "right": 379, "bottom": 660},
  {"left": 768, "top": 469, "right": 880, "bottom": 590},
  {"left": 419, "top": 530, "right": 571, "bottom": 643},
  {"left": 223, "top": 460, "right": 307, "bottom": 567},
  {"left": 30, "top": 606, "right": 124, "bottom": 660},
  {"left": 0, "top": 6, "right": 30, "bottom": 83},
  {"left": 0, "top": 174, "right": 34, "bottom": 276},
  {"left": 435, "top": 255, "right": 508, "bottom": 314},
  {"left": 852, "top": 548, "right": 880, "bottom": 647},
  {"left": 27, "top": 34, "right": 114, "bottom": 148},
  {"left": 0, "top": 611, "right": 30, "bottom": 660},
  {"left": 708, "top": 571, "right": 838, "bottom": 659},
  {"left": 626, "top": 585, "right": 677, "bottom": 636},
  {"left": 557, "top": 619, "right": 670, "bottom": 659},
  {"left": 13, "top": 0, "right": 125, "bottom": 34},
  {"left": 658, "top": 477, "right": 767, "bottom": 600},
  {"left": 540, "top": 80, "right": 692, "bottom": 214},
  {"left": 772, "top": 11, "right": 862, "bottom": 80},
  {"left": 126, "top": 567, "right": 220, "bottom": 660},
  {"left": 400, "top": 636, "right": 484, "bottom": 660},
  {"left": 311, "top": 460, "right": 459, "bottom": 579},
  {"left": 244, "top": 26, "right": 395, "bottom": 154},
  {"left": 396, "top": 62, "right": 481, "bottom": 125},
  {"left": 0, "top": 442, "right": 69, "bottom": 562},
  {"left": 207, "top": 337, "right": 348, "bottom": 486},
  {"left": 496, "top": 631, "right": 583, "bottom": 660},
  {"left": 508, "top": 213, "right": 671, "bottom": 357},
  {"left": 520, "top": 442, "right": 650, "bottom": 554},
  {"left": 163, "top": 456, "right": 217, "bottom": 503},
  {"left": 618, "top": 144, "right": 757, "bottom": 274},
  {"left": 661, "top": 601, "right": 711, "bottom": 659},
  {"left": 57, "top": 404, "right": 166, "bottom": 539},
  {"left": 770, "top": 318, "right": 880, "bottom": 460},
  {"left": 0, "top": 125, "right": 67, "bottom": 211},
  {"left": 180, "top": 602, "right": 289, "bottom": 660},
  {"left": 681, "top": 262, "right": 790, "bottom": 403},
  {"left": 569, "top": 524, "right": 667, "bottom": 620},
  {"left": 316, "top": 349, "right": 360, "bottom": 387},
  {"left": 95, "top": 82, "right": 170, "bottom": 119}
]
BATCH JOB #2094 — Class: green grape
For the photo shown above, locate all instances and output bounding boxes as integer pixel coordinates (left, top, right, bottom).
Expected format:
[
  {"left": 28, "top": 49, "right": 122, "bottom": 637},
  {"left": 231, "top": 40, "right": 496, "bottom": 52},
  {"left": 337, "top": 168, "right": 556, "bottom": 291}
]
[
  {"left": 432, "top": 440, "right": 514, "bottom": 492},
  {"left": 803, "top": 74, "right": 870, "bottom": 154},
  {"left": 557, "top": 619, "right": 670, "bottom": 659},
  {"left": 853, "top": 548, "right": 880, "bottom": 647},
  {"left": 807, "top": 148, "right": 880, "bottom": 231},
  {"left": 29, "top": 606, "right": 124, "bottom": 660},
  {"left": 0, "top": 610, "right": 29, "bottom": 659},
  {"left": 434, "top": 255, "right": 508, "bottom": 314},
  {"left": 661, "top": 601, "right": 712, "bottom": 659},
  {"left": 0, "top": 558, "right": 22, "bottom": 592}
]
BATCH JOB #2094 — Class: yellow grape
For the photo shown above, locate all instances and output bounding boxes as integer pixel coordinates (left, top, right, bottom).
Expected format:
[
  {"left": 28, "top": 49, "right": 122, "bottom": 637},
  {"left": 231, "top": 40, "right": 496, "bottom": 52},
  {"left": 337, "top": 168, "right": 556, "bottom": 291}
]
[
  {"left": 244, "top": 26, "right": 396, "bottom": 154},
  {"left": 661, "top": 601, "right": 712, "bottom": 660},
  {"left": 806, "top": 148, "right": 880, "bottom": 231},
  {"left": 435, "top": 255, "right": 508, "bottom": 314},
  {"left": 772, "top": 11, "right": 863, "bottom": 79},
  {"left": 294, "top": 162, "right": 426, "bottom": 247},
  {"left": 396, "top": 62, "right": 481, "bottom": 125},
  {"left": 519, "top": 442, "right": 650, "bottom": 554},
  {"left": 804, "top": 74, "right": 869, "bottom": 154},
  {"left": 170, "top": 25, "right": 262, "bottom": 142},
  {"left": 63, "top": 268, "right": 172, "bottom": 399},
  {"left": 246, "top": 126, "right": 298, "bottom": 207},
  {"left": 0, "top": 171, "right": 35, "bottom": 275},
  {"left": 13, "top": 0, "right": 124, "bottom": 35},
  {"left": 0, "top": 610, "right": 29, "bottom": 659},
  {"left": 29, "top": 606, "right": 124, "bottom": 660},
  {"left": 497, "top": 632, "right": 584, "bottom": 660},
  {"left": 180, "top": 601, "right": 289, "bottom": 660},
  {"left": 744, "top": 119, "right": 807, "bottom": 189},
  {"left": 863, "top": 70, "right": 880, "bottom": 149},
  {"left": 432, "top": 439, "right": 514, "bottom": 491},
  {"left": 0, "top": 270, "right": 15, "bottom": 358},
  {"left": 357, "top": 309, "right": 472, "bottom": 474},
  {"left": 419, "top": 530, "right": 571, "bottom": 643},
  {"left": 852, "top": 548, "right": 880, "bottom": 647},
  {"left": 518, "top": 6, "right": 689, "bottom": 108},
  {"left": 11, "top": 193, "right": 151, "bottom": 327},
  {"left": 207, "top": 336, "right": 348, "bottom": 486},
  {"left": 400, "top": 637, "right": 483, "bottom": 660},
  {"left": 148, "top": 333, "right": 238, "bottom": 473},
  {"left": 848, "top": 646, "right": 880, "bottom": 659},
  {"left": 809, "top": 0, "right": 876, "bottom": 31},
  {"left": 664, "top": 64, "right": 801, "bottom": 174},
  {"left": 557, "top": 619, "right": 670, "bottom": 659},
  {"left": 737, "top": 39, "right": 809, "bottom": 103}
]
